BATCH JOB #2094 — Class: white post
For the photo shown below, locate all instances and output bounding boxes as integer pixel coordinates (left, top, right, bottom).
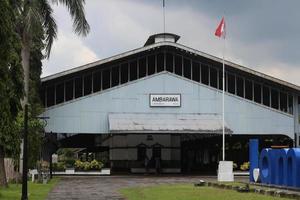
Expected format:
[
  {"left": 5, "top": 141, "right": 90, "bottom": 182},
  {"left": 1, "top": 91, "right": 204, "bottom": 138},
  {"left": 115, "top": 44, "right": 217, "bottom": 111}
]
[
  {"left": 222, "top": 38, "right": 225, "bottom": 161},
  {"left": 163, "top": 0, "right": 166, "bottom": 33},
  {"left": 218, "top": 17, "right": 234, "bottom": 182}
]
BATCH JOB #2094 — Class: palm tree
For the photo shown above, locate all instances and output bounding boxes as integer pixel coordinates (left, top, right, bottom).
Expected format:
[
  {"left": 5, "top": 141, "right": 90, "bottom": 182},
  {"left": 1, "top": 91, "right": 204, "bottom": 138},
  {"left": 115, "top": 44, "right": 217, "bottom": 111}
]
[
  {"left": 17, "top": 0, "right": 90, "bottom": 105},
  {"left": 14, "top": 0, "right": 90, "bottom": 188}
]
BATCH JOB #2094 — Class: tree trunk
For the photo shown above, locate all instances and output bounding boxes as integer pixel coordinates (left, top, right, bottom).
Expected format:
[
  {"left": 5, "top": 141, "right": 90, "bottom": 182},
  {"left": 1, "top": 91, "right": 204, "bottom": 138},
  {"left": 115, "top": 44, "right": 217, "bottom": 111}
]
[
  {"left": 20, "top": 35, "right": 31, "bottom": 173},
  {"left": 21, "top": 35, "right": 31, "bottom": 106},
  {"left": 0, "top": 146, "right": 8, "bottom": 188}
]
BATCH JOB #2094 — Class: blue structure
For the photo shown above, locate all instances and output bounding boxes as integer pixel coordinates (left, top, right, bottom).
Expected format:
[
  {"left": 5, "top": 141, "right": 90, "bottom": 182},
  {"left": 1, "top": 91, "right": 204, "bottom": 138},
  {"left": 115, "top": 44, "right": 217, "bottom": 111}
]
[
  {"left": 286, "top": 148, "right": 300, "bottom": 187},
  {"left": 275, "top": 149, "right": 288, "bottom": 185},
  {"left": 259, "top": 148, "right": 272, "bottom": 184},
  {"left": 40, "top": 33, "right": 300, "bottom": 173},
  {"left": 249, "top": 139, "right": 259, "bottom": 182},
  {"left": 259, "top": 148, "right": 300, "bottom": 187}
]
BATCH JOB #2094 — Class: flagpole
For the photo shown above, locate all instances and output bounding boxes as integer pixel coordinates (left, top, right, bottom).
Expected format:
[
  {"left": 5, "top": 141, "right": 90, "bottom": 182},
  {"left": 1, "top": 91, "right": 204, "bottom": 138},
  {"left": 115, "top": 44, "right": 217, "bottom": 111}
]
[
  {"left": 222, "top": 36, "right": 225, "bottom": 161},
  {"left": 163, "top": 0, "right": 166, "bottom": 33}
]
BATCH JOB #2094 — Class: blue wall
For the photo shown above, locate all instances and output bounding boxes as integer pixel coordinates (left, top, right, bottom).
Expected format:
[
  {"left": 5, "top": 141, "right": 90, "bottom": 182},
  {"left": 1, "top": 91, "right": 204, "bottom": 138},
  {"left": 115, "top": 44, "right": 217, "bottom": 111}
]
[{"left": 42, "top": 72, "right": 294, "bottom": 138}]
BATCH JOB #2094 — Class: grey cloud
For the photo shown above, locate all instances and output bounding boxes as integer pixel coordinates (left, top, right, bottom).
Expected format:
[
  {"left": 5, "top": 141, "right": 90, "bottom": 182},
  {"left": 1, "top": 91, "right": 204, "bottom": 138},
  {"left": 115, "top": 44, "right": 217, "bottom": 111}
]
[{"left": 42, "top": 0, "right": 300, "bottom": 85}]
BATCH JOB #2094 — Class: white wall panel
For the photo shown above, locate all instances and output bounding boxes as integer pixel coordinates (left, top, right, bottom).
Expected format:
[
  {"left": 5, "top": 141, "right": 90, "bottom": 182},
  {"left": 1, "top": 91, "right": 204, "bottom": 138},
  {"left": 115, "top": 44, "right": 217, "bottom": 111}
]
[{"left": 43, "top": 72, "right": 294, "bottom": 138}]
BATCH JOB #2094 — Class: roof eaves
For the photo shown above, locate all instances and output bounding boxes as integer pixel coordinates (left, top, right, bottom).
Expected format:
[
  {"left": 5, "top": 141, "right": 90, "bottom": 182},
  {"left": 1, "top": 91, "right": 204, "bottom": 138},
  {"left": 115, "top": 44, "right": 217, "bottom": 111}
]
[{"left": 41, "top": 42, "right": 300, "bottom": 92}]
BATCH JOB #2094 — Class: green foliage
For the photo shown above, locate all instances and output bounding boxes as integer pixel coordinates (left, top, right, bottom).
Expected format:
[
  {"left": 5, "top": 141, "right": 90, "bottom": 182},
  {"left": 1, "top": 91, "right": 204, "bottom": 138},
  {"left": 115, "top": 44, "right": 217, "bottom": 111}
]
[
  {"left": 65, "top": 159, "right": 75, "bottom": 168},
  {"left": 90, "top": 159, "right": 103, "bottom": 170},
  {"left": 17, "top": 0, "right": 90, "bottom": 58},
  {"left": 0, "top": 0, "right": 23, "bottom": 157},
  {"left": 121, "top": 184, "right": 290, "bottom": 200},
  {"left": 74, "top": 159, "right": 103, "bottom": 171},
  {"left": 74, "top": 160, "right": 84, "bottom": 170},
  {"left": 83, "top": 161, "right": 90, "bottom": 171},
  {"left": 52, "top": 162, "right": 65, "bottom": 171},
  {"left": 240, "top": 162, "right": 250, "bottom": 171},
  {"left": 0, "top": 178, "right": 60, "bottom": 200}
]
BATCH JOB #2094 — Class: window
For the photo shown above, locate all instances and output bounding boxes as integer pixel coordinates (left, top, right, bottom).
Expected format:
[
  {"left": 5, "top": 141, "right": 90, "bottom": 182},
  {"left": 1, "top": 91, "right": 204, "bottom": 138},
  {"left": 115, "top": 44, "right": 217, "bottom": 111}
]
[
  {"left": 218, "top": 71, "right": 227, "bottom": 91},
  {"left": 152, "top": 146, "right": 161, "bottom": 159},
  {"left": 280, "top": 92, "right": 287, "bottom": 112},
  {"left": 166, "top": 53, "right": 173, "bottom": 72},
  {"left": 65, "top": 80, "right": 74, "bottom": 101},
  {"left": 183, "top": 58, "right": 191, "bottom": 79},
  {"left": 263, "top": 86, "right": 270, "bottom": 106},
  {"left": 245, "top": 80, "right": 253, "bottom": 100},
  {"left": 102, "top": 68, "right": 111, "bottom": 89},
  {"left": 174, "top": 55, "right": 182, "bottom": 76},
  {"left": 288, "top": 95, "right": 293, "bottom": 114},
  {"left": 84, "top": 74, "right": 92, "bottom": 95},
  {"left": 139, "top": 57, "right": 146, "bottom": 78},
  {"left": 93, "top": 71, "right": 101, "bottom": 92},
  {"left": 111, "top": 66, "right": 119, "bottom": 87},
  {"left": 130, "top": 60, "right": 137, "bottom": 81},
  {"left": 236, "top": 77, "right": 244, "bottom": 97},
  {"left": 120, "top": 63, "right": 128, "bottom": 84},
  {"left": 46, "top": 85, "right": 55, "bottom": 107},
  {"left": 75, "top": 77, "right": 83, "bottom": 98},
  {"left": 254, "top": 83, "right": 261, "bottom": 103},
  {"left": 201, "top": 64, "right": 209, "bottom": 85},
  {"left": 137, "top": 145, "right": 147, "bottom": 161},
  {"left": 148, "top": 55, "right": 155, "bottom": 75},
  {"left": 210, "top": 67, "right": 218, "bottom": 88},
  {"left": 192, "top": 62, "right": 200, "bottom": 82},
  {"left": 55, "top": 83, "right": 64, "bottom": 104},
  {"left": 227, "top": 73, "right": 235, "bottom": 94},
  {"left": 291, "top": 96, "right": 300, "bottom": 123},
  {"left": 41, "top": 89, "right": 46, "bottom": 106},
  {"left": 271, "top": 89, "right": 279, "bottom": 109},
  {"left": 157, "top": 53, "right": 164, "bottom": 72}
]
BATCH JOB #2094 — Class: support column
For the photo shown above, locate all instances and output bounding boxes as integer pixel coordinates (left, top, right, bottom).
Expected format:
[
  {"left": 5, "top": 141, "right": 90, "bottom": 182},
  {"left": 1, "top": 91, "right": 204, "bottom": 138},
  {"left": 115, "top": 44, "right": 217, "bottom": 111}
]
[{"left": 249, "top": 139, "right": 259, "bottom": 182}]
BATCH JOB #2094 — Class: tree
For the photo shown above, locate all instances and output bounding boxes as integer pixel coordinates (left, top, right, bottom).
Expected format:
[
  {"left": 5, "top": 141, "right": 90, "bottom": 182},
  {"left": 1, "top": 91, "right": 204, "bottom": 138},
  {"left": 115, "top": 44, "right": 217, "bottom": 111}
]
[
  {"left": 17, "top": 0, "right": 90, "bottom": 105},
  {"left": 0, "top": 0, "right": 24, "bottom": 187},
  {"left": 0, "top": 0, "right": 90, "bottom": 187},
  {"left": 17, "top": 0, "right": 90, "bottom": 169}
]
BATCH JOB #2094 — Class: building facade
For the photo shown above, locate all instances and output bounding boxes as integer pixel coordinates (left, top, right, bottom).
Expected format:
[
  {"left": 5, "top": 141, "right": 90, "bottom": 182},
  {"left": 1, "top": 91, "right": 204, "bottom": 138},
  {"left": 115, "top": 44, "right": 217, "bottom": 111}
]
[{"left": 41, "top": 33, "right": 300, "bottom": 173}]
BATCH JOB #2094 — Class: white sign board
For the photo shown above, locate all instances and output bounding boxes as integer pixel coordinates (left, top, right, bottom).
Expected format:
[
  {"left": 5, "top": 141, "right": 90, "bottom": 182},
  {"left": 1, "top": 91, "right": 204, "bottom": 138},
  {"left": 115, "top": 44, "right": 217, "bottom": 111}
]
[{"left": 150, "top": 94, "right": 181, "bottom": 107}]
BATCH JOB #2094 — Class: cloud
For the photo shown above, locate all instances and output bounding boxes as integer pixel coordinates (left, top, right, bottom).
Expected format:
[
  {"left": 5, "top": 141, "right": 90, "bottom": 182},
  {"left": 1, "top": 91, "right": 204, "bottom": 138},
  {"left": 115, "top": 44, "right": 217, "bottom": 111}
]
[
  {"left": 42, "top": 32, "right": 98, "bottom": 77},
  {"left": 42, "top": 0, "right": 300, "bottom": 86}
]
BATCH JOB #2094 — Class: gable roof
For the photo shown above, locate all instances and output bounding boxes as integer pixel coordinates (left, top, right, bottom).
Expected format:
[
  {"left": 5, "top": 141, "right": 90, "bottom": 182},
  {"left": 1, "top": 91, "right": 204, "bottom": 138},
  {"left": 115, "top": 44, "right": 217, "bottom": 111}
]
[{"left": 42, "top": 41, "right": 300, "bottom": 92}]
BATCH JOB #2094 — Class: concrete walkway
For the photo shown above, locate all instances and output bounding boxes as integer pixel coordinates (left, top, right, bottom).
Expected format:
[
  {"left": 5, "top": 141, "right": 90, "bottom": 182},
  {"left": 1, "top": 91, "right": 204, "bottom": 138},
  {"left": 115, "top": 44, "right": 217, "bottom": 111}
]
[{"left": 47, "top": 175, "right": 236, "bottom": 200}]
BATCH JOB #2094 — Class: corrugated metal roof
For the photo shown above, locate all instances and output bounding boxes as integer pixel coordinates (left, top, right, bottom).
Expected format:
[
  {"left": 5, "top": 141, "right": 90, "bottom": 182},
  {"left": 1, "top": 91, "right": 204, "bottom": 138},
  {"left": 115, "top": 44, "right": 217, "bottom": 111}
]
[
  {"left": 108, "top": 113, "right": 232, "bottom": 134},
  {"left": 41, "top": 40, "right": 300, "bottom": 92}
]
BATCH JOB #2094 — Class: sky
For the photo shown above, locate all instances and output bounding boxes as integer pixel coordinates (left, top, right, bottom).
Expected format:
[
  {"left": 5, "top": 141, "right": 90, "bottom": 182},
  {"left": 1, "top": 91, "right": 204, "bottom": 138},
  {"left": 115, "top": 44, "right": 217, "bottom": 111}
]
[{"left": 42, "top": 0, "right": 300, "bottom": 86}]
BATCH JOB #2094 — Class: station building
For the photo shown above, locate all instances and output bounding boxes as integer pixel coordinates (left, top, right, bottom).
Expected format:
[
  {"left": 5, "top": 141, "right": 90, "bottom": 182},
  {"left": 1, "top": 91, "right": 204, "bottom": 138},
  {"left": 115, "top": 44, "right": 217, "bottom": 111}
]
[{"left": 41, "top": 33, "right": 300, "bottom": 173}]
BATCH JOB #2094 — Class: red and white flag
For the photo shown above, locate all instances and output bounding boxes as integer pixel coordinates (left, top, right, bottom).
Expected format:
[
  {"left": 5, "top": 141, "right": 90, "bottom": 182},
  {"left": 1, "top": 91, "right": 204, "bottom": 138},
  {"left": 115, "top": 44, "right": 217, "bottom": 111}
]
[{"left": 215, "top": 17, "right": 226, "bottom": 38}]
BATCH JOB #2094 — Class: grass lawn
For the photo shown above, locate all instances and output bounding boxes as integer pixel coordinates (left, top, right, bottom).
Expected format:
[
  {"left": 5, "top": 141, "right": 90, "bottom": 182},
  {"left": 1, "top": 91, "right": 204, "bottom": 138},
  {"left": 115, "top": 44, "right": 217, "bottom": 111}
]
[
  {"left": 0, "top": 178, "right": 59, "bottom": 200},
  {"left": 120, "top": 184, "right": 291, "bottom": 200}
]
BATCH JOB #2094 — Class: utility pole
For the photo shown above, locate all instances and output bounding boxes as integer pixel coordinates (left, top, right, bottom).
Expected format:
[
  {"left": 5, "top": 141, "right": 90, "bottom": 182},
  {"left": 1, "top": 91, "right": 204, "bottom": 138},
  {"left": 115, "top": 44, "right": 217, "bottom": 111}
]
[{"left": 21, "top": 104, "right": 28, "bottom": 200}]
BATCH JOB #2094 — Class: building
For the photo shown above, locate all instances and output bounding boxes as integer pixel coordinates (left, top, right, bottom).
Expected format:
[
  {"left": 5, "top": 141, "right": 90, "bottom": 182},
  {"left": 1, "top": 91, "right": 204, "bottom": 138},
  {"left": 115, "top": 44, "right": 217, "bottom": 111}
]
[{"left": 41, "top": 33, "right": 300, "bottom": 173}]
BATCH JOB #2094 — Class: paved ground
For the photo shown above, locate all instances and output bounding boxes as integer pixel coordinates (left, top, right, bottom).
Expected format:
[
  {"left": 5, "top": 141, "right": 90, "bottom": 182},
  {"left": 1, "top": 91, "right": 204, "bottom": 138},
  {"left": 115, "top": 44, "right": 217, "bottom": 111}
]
[{"left": 47, "top": 175, "right": 247, "bottom": 200}]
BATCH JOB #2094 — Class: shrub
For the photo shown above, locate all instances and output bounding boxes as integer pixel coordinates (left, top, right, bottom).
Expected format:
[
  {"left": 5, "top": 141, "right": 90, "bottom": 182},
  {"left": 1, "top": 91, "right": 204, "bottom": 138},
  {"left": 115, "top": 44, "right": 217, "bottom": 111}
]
[
  {"left": 65, "top": 158, "right": 75, "bottom": 168},
  {"left": 83, "top": 161, "right": 91, "bottom": 171},
  {"left": 240, "top": 162, "right": 250, "bottom": 171},
  {"left": 90, "top": 159, "right": 103, "bottom": 170},
  {"left": 74, "top": 160, "right": 84, "bottom": 170},
  {"left": 53, "top": 162, "right": 65, "bottom": 171}
]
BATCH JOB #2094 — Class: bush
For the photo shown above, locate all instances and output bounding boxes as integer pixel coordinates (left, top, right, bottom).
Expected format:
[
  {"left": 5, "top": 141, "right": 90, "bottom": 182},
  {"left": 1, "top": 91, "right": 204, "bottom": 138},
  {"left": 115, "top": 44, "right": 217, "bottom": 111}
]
[
  {"left": 74, "top": 159, "right": 104, "bottom": 171},
  {"left": 52, "top": 162, "right": 65, "bottom": 171},
  {"left": 65, "top": 158, "right": 75, "bottom": 168},
  {"left": 74, "top": 160, "right": 84, "bottom": 170},
  {"left": 240, "top": 162, "right": 250, "bottom": 171},
  {"left": 83, "top": 161, "right": 91, "bottom": 171},
  {"left": 90, "top": 159, "right": 103, "bottom": 170}
]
